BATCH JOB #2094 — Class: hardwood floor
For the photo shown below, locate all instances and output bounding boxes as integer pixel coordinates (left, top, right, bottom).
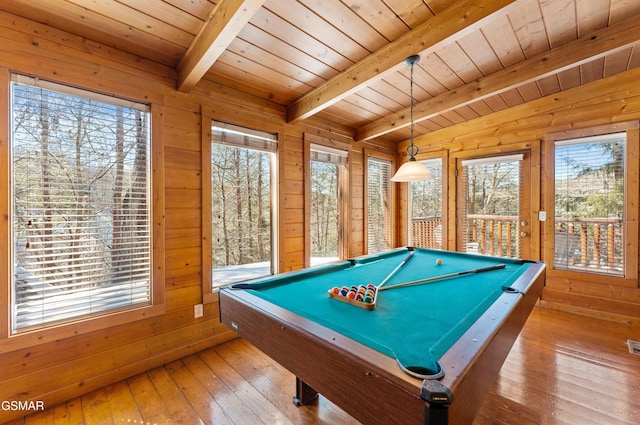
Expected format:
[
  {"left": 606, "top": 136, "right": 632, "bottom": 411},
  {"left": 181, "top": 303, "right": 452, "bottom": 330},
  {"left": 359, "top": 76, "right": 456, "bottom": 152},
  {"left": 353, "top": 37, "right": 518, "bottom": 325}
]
[
  {"left": 8, "top": 307, "right": 640, "bottom": 425},
  {"left": 474, "top": 307, "right": 640, "bottom": 425}
]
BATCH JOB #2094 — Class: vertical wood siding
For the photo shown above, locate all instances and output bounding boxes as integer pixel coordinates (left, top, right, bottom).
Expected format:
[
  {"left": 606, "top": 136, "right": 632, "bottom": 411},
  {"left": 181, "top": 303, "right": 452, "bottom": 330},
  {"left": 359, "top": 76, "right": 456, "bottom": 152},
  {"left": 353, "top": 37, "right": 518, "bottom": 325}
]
[{"left": 1, "top": 7, "right": 640, "bottom": 423}]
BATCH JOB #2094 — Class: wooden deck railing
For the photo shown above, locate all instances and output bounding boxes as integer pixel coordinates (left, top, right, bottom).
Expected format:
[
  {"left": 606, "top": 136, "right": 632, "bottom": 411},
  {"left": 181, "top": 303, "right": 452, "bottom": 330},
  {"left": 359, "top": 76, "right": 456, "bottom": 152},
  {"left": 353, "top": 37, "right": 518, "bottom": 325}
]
[
  {"left": 554, "top": 218, "right": 623, "bottom": 273},
  {"left": 411, "top": 215, "right": 624, "bottom": 273},
  {"left": 465, "top": 214, "right": 519, "bottom": 258},
  {"left": 411, "top": 215, "right": 520, "bottom": 257},
  {"left": 410, "top": 216, "right": 443, "bottom": 249}
]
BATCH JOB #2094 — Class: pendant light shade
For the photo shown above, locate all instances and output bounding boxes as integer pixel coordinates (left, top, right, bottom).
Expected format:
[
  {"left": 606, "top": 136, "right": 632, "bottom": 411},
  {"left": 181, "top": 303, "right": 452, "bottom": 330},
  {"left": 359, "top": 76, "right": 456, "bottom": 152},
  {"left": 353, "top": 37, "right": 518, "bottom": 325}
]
[
  {"left": 391, "top": 54, "right": 433, "bottom": 182},
  {"left": 390, "top": 157, "right": 433, "bottom": 182}
]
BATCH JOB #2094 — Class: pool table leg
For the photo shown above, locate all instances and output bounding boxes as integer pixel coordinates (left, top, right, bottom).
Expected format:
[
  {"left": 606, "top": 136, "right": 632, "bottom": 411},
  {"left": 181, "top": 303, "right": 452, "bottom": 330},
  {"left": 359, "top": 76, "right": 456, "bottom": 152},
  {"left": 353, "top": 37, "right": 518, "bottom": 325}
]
[
  {"left": 421, "top": 379, "right": 453, "bottom": 425},
  {"left": 424, "top": 404, "right": 448, "bottom": 425},
  {"left": 293, "top": 377, "right": 318, "bottom": 406}
]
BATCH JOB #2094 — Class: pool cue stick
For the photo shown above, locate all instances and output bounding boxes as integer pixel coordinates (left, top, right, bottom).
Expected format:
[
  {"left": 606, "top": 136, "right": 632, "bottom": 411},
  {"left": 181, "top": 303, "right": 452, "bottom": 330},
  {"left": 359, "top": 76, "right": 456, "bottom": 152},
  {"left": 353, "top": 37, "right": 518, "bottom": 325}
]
[
  {"left": 378, "top": 263, "right": 506, "bottom": 291},
  {"left": 376, "top": 247, "right": 416, "bottom": 289}
]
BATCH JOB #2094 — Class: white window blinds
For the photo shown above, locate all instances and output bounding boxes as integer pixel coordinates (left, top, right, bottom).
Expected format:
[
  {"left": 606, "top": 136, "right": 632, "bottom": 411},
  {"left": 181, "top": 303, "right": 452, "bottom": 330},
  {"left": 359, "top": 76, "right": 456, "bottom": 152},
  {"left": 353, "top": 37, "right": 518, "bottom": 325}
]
[
  {"left": 410, "top": 159, "right": 443, "bottom": 249},
  {"left": 11, "top": 75, "right": 152, "bottom": 331},
  {"left": 460, "top": 155, "right": 522, "bottom": 258},
  {"left": 310, "top": 143, "right": 348, "bottom": 165},
  {"left": 367, "top": 157, "right": 392, "bottom": 254},
  {"left": 554, "top": 133, "right": 625, "bottom": 275},
  {"left": 212, "top": 122, "right": 277, "bottom": 153}
]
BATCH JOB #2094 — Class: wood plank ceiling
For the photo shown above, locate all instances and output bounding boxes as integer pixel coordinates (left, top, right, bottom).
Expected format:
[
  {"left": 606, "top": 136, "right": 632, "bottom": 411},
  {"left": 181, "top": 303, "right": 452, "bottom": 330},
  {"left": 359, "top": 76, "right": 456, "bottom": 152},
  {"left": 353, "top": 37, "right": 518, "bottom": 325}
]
[{"left": 2, "top": 0, "right": 640, "bottom": 144}]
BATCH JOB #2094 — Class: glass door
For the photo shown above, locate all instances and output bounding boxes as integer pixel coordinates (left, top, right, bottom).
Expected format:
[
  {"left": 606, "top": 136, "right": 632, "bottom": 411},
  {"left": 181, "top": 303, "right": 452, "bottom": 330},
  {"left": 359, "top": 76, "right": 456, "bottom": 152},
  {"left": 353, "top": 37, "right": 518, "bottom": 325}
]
[{"left": 456, "top": 152, "right": 532, "bottom": 259}]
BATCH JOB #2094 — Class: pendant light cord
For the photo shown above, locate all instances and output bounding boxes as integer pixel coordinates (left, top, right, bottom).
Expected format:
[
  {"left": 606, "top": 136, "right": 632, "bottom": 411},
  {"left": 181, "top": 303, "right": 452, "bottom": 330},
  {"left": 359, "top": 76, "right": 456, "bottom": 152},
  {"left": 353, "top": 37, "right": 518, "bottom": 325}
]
[{"left": 409, "top": 59, "right": 416, "bottom": 158}]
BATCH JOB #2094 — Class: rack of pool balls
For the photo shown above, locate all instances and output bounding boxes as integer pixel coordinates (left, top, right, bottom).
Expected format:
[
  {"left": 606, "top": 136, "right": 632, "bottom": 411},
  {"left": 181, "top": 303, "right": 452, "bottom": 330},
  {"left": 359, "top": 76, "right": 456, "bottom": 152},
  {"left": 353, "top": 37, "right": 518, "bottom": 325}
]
[{"left": 328, "top": 283, "right": 378, "bottom": 310}]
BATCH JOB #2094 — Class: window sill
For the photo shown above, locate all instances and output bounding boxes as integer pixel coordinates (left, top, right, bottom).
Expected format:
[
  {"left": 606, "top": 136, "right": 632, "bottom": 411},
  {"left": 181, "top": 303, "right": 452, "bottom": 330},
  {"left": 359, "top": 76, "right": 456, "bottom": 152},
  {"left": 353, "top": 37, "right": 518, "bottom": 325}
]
[{"left": 0, "top": 303, "right": 165, "bottom": 353}]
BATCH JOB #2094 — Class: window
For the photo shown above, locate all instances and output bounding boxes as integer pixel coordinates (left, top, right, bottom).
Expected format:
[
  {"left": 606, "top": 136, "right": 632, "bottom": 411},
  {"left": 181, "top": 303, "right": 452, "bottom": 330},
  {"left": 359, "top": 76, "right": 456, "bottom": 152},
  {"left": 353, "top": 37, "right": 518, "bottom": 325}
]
[
  {"left": 367, "top": 156, "right": 393, "bottom": 253},
  {"left": 410, "top": 159, "right": 442, "bottom": 249},
  {"left": 459, "top": 154, "right": 523, "bottom": 258},
  {"left": 210, "top": 122, "right": 277, "bottom": 286},
  {"left": 554, "top": 133, "right": 625, "bottom": 276},
  {"left": 310, "top": 144, "right": 347, "bottom": 265},
  {"left": 10, "top": 75, "right": 152, "bottom": 331}
]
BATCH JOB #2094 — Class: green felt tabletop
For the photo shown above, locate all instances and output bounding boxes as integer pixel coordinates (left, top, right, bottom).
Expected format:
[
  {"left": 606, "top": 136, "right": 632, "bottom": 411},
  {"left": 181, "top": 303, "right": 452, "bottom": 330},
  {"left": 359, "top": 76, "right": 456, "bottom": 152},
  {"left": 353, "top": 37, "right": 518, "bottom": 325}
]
[{"left": 232, "top": 248, "right": 533, "bottom": 376}]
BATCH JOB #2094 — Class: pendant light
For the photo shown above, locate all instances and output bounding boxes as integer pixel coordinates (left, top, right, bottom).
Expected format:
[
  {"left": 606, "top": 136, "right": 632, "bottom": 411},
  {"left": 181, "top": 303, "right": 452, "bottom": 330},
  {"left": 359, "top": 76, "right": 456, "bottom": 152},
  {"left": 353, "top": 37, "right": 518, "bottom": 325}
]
[{"left": 390, "top": 55, "right": 433, "bottom": 182}]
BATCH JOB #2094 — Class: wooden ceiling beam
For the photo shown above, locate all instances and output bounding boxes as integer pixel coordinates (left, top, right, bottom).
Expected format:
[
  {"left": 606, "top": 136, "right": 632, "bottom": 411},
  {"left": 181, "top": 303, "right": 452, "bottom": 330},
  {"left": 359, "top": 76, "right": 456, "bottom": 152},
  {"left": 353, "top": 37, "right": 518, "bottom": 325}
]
[
  {"left": 286, "top": 0, "right": 521, "bottom": 123},
  {"left": 355, "top": 14, "right": 640, "bottom": 142},
  {"left": 176, "top": 0, "right": 265, "bottom": 92}
]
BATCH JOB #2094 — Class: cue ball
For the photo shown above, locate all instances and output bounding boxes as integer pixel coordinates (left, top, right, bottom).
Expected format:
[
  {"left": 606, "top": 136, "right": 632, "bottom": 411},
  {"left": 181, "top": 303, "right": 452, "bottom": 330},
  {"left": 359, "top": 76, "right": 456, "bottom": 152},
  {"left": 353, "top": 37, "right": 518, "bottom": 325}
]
[{"left": 436, "top": 259, "right": 442, "bottom": 265}]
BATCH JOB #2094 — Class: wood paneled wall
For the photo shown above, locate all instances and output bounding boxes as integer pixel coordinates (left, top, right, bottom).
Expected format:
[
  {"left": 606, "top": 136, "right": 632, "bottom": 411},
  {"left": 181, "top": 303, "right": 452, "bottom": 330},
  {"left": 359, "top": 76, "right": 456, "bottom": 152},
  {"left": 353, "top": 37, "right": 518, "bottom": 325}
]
[
  {"left": 1, "top": 8, "right": 640, "bottom": 423},
  {"left": 398, "top": 66, "right": 640, "bottom": 326},
  {"left": 0, "top": 11, "right": 390, "bottom": 423}
]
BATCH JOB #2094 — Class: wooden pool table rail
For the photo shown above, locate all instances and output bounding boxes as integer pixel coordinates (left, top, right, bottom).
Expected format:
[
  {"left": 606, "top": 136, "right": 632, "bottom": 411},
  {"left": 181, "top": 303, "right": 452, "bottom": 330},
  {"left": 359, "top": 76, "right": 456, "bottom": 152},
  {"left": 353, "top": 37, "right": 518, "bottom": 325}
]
[{"left": 219, "top": 260, "right": 546, "bottom": 425}]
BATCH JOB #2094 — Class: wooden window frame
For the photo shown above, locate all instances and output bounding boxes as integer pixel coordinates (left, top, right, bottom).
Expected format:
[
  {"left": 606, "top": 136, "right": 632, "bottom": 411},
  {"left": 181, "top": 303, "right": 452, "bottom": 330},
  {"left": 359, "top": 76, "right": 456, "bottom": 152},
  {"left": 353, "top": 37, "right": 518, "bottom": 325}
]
[
  {"left": 543, "top": 123, "right": 639, "bottom": 287},
  {"left": 364, "top": 149, "right": 396, "bottom": 253},
  {"left": 0, "top": 69, "right": 165, "bottom": 350},
  {"left": 407, "top": 155, "right": 447, "bottom": 249},
  {"left": 449, "top": 142, "right": 540, "bottom": 258},
  {"left": 201, "top": 115, "right": 282, "bottom": 304},
  {"left": 303, "top": 133, "right": 350, "bottom": 267}
]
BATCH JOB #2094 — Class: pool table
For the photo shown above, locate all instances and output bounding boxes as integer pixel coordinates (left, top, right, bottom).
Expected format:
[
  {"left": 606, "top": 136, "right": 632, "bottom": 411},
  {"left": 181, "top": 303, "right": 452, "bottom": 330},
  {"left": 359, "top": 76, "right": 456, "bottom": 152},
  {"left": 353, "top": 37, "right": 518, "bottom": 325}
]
[{"left": 218, "top": 247, "right": 545, "bottom": 425}]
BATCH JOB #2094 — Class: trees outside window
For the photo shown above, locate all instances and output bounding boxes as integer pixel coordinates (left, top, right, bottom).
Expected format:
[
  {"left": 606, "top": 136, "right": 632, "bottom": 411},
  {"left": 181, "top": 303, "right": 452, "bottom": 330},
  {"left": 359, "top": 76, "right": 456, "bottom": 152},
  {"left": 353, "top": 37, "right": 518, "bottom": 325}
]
[
  {"left": 310, "top": 145, "right": 347, "bottom": 264},
  {"left": 11, "top": 75, "right": 151, "bottom": 331},
  {"left": 210, "top": 123, "right": 276, "bottom": 286},
  {"left": 410, "top": 159, "right": 442, "bottom": 249},
  {"left": 554, "top": 134, "right": 625, "bottom": 275},
  {"left": 460, "top": 155, "right": 522, "bottom": 258}
]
